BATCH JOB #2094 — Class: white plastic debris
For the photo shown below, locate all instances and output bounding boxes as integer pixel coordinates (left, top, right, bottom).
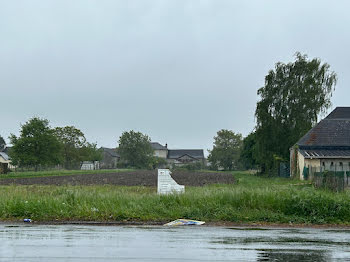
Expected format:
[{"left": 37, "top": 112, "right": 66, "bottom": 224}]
[
  {"left": 157, "top": 169, "right": 185, "bottom": 195},
  {"left": 164, "top": 219, "right": 205, "bottom": 226}
]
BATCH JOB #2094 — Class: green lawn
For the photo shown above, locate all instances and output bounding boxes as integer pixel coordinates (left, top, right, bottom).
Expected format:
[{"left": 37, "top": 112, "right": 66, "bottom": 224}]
[{"left": 0, "top": 171, "right": 349, "bottom": 225}]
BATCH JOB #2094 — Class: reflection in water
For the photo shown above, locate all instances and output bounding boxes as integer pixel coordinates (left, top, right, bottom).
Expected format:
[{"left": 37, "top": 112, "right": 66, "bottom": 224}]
[
  {"left": 212, "top": 236, "right": 350, "bottom": 246},
  {"left": 228, "top": 227, "right": 269, "bottom": 231},
  {"left": 257, "top": 249, "right": 329, "bottom": 262}
]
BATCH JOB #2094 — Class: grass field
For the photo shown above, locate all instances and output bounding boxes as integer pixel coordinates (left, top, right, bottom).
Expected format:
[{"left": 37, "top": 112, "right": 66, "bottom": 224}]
[
  {"left": 0, "top": 171, "right": 349, "bottom": 224},
  {"left": 0, "top": 169, "right": 133, "bottom": 179}
]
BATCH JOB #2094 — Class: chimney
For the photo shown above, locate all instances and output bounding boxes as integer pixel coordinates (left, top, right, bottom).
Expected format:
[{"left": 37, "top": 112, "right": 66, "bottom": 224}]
[{"left": 165, "top": 143, "right": 168, "bottom": 148}]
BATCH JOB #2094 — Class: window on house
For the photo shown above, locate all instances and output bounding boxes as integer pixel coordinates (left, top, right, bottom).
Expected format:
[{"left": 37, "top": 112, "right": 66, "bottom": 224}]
[
  {"left": 322, "top": 162, "right": 325, "bottom": 167},
  {"left": 340, "top": 162, "right": 343, "bottom": 166},
  {"left": 331, "top": 162, "right": 334, "bottom": 166}
]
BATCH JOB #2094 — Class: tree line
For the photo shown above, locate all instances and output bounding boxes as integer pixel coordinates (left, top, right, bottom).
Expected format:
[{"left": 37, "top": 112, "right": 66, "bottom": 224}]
[
  {"left": 1, "top": 118, "right": 102, "bottom": 170},
  {"left": 208, "top": 52, "right": 337, "bottom": 174},
  {"left": 1, "top": 52, "right": 337, "bottom": 174},
  {"left": 0, "top": 120, "right": 166, "bottom": 171}
]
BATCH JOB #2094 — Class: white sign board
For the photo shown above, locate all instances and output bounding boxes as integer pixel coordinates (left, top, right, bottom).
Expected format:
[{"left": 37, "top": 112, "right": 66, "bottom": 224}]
[{"left": 157, "top": 169, "right": 185, "bottom": 195}]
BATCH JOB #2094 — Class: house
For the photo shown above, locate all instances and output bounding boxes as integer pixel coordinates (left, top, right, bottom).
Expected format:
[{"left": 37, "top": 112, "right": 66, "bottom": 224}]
[
  {"left": 99, "top": 142, "right": 205, "bottom": 168},
  {"left": 151, "top": 142, "right": 205, "bottom": 166},
  {"left": 290, "top": 107, "right": 350, "bottom": 180},
  {"left": 151, "top": 142, "right": 168, "bottom": 158},
  {"left": 100, "top": 144, "right": 165, "bottom": 168},
  {"left": 1, "top": 146, "right": 11, "bottom": 156},
  {"left": 99, "top": 147, "right": 120, "bottom": 169},
  {"left": 0, "top": 151, "right": 11, "bottom": 174},
  {"left": 167, "top": 149, "right": 205, "bottom": 165}
]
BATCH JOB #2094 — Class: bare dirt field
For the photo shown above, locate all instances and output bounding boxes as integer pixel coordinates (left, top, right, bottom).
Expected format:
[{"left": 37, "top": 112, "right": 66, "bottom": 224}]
[{"left": 0, "top": 170, "right": 235, "bottom": 186}]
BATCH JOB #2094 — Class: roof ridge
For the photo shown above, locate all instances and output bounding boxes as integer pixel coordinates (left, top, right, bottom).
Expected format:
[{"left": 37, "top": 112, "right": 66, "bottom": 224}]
[
  {"left": 297, "top": 108, "right": 350, "bottom": 147},
  {"left": 168, "top": 149, "right": 203, "bottom": 150}
]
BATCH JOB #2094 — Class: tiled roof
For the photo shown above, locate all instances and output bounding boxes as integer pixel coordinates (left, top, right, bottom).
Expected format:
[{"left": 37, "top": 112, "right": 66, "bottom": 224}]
[
  {"left": 150, "top": 142, "right": 167, "bottom": 150},
  {"left": 1, "top": 146, "right": 11, "bottom": 155},
  {"left": 297, "top": 107, "right": 350, "bottom": 148},
  {"left": 325, "top": 107, "right": 350, "bottom": 119},
  {"left": 100, "top": 147, "right": 120, "bottom": 157},
  {"left": 299, "top": 149, "right": 350, "bottom": 159},
  {"left": 167, "top": 149, "right": 204, "bottom": 159},
  {"left": 0, "top": 152, "right": 10, "bottom": 161}
]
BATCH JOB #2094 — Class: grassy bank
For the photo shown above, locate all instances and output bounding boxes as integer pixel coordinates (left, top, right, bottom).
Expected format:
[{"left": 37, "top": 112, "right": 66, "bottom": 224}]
[
  {"left": 0, "top": 169, "right": 133, "bottom": 179},
  {"left": 0, "top": 172, "right": 349, "bottom": 224}
]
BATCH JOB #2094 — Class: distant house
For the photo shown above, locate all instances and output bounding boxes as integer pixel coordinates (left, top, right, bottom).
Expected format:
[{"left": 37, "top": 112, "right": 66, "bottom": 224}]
[
  {"left": 151, "top": 142, "right": 205, "bottom": 166},
  {"left": 99, "top": 142, "right": 205, "bottom": 168},
  {"left": 99, "top": 147, "right": 120, "bottom": 169},
  {"left": 0, "top": 150, "right": 11, "bottom": 174},
  {"left": 290, "top": 107, "right": 350, "bottom": 179},
  {"left": 167, "top": 149, "right": 205, "bottom": 165},
  {"left": 151, "top": 142, "right": 168, "bottom": 159},
  {"left": 1, "top": 146, "right": 10, "bottom": 155}
]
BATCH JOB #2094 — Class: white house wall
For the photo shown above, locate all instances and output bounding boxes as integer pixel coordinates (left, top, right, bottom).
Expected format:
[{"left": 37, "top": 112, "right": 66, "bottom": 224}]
[
  {"left": 154, "top": 149, "right": 168, "bottom": 159},
  {"left": 297, "top": 152, "right": 350, "bottom": 180},
  {"left": 297, "top": 151, "right": 305, "bottom": 180}
]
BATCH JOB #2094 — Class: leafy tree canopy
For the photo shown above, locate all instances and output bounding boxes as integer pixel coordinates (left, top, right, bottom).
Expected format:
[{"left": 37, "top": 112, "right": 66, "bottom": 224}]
[
  {"left": 255, "top": 52, "right": 337, "bottom": 174},
  {"left": 118, "top": 130, "right": 153, "bottom": 169},
  {"left": 239, "top": 132, "right": 257, "bottom": 170},
  {"left": 54, "top": 126, "right": 86, "bottom": 148},
  {"left": 54, "top": 126, "right": 88, "bottom": 169},
  {"left": 80, "top": 142, "right": 102, "bottom": 162},
  {"left": 9, "top": 117, "right": 62, "bottom": 169},
  {"left": 208, "top": 129, "right": 243, "bottom": 171}
]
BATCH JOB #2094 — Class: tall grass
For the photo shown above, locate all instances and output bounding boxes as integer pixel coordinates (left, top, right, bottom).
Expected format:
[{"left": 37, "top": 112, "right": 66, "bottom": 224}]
[{"left": 0, "top": 172, "right": 349, "bottom": 224}]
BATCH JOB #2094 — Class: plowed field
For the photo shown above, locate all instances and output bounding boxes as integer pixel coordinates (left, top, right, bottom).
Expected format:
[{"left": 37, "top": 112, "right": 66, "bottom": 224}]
[{"left": 0, "top": 170, "right": 234, "bottom": 186}]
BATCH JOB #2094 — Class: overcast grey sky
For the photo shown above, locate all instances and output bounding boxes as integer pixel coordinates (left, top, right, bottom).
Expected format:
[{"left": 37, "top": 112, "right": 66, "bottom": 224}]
[{"left": 1, "top": 0, "right": 349, "bottom": 152}]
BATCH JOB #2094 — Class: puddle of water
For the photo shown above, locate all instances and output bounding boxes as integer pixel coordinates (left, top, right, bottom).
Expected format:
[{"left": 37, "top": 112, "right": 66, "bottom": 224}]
[
  {"left": 228, "top": 227, "right": 269, "bottom": 231},
  {"left": 257, "top": 249, "right": 330, "bottom": 262},
  {"left": 212, "top": 236, "right": 350, "bottom": 246},
  {"left": 0, "top": 225, "right": 350, "bottom": 261},
  {"left": 324, "top": 229, "right": 350, "bottom": 234}
]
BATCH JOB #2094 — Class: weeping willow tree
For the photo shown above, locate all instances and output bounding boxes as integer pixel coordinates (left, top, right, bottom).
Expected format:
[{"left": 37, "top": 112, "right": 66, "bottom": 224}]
[{"left": 255, "top": 53, "right": 337, "bottom": 175}]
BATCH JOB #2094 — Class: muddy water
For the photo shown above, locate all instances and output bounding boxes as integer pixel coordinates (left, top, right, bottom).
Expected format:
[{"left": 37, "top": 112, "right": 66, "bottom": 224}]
[{"left": 0, "top": 224, "right": 350, "bottom": 261}]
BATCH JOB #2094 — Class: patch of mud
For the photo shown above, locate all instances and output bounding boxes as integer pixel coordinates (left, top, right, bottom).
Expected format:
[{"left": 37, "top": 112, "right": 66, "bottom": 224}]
[{"left": 0, "top": 170, "right": 235, "bottom": 186}]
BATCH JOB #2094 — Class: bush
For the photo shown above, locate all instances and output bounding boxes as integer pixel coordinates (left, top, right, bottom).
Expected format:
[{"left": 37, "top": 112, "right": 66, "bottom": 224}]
[{"left": 149, "top": 157, "right": 168, "bottom": 170}]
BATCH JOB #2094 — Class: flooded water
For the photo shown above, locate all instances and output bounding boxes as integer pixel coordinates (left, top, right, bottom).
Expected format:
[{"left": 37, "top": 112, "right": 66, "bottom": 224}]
[{"left": 0, "top": 224, "right": 350, "bottom": 261}]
